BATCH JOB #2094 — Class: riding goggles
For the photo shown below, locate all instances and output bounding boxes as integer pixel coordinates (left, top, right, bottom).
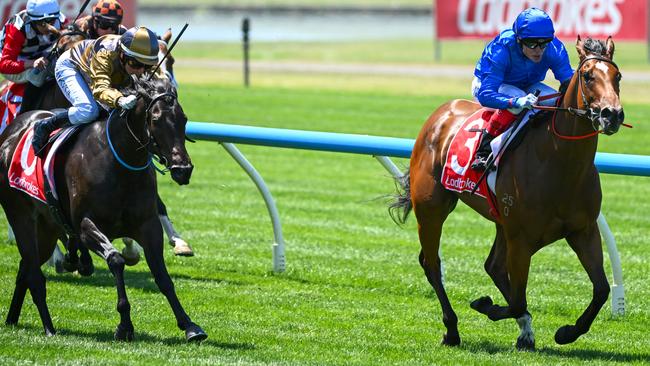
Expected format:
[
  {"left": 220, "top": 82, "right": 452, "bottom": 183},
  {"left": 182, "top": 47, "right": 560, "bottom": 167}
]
[
  {"left": 520, "top": 38, "right": 552, "bottom": 50},
  {"left": 32, "top": 18, "right": 57, "bottom": 26},
  {"left": 95, "top": 18, "right": 119, "bottom": 30},
  {"left": 125, "top": 57, "right": 153, "bottom": 70}
]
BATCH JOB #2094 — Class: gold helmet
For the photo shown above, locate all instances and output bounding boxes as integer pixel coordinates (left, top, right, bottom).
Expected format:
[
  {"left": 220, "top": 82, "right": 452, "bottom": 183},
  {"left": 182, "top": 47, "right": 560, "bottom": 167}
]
[{"left": 119, "top": 27, "right": 159, "bottom": 65}]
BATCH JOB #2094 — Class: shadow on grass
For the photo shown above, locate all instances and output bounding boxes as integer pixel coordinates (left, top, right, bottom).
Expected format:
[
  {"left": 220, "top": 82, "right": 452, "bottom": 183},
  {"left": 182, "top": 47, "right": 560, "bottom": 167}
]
[
  {"left": 536, "top": 346, "right": 650, "bottom": 363},
  {"left": 6, "top": 323, "right": 255, "bottom": 350},
  {"left": 463, "top": 339, "right": 649, "bottom": 362},
  {"left": 47, "top": 268, "right": 243, "bottom": 293}
]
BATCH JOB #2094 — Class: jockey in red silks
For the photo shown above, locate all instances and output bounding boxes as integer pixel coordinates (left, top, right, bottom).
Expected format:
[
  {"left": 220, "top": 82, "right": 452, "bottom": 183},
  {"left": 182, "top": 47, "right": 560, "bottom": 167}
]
[
  {"left": 470, "top": 7, "right": 574, "bottom": 171},
  {"left": 0, "top": 0, "right": 65, "bottom": 87}
]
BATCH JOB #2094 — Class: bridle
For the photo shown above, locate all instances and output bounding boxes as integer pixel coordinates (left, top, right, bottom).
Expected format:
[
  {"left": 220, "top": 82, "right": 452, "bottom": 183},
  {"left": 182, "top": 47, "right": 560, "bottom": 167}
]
[
  {"left": 108, "top": 91, "right": 179, "bottom": 171},
  {"left": 533, "top": 55, "right": 627, "bottom": 139}
]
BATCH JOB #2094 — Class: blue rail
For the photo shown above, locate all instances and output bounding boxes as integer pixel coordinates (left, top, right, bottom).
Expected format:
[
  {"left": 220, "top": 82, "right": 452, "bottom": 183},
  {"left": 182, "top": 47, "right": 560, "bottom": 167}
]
[{"left": 187, "top": 121, "right": 650, "bottom": 177}]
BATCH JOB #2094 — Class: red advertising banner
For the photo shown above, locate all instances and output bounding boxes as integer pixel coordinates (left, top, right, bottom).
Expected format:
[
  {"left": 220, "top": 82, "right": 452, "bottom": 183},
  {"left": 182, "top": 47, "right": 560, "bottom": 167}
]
[
  {"left": 436, "top": 0, "right": 648, "bottom": 41},
  {"left": 1, "top": 0, "right": 137, "bottom": 28}
]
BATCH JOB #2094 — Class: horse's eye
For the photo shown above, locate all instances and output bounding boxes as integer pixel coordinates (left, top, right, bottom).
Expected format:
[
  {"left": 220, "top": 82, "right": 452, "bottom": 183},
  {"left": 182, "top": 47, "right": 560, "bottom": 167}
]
[
  {"left": 615, "top": 73, "right": 622, "bottom": 82},
  {"left": 583, "top": 72, "right": 593, "bottom": 83}
]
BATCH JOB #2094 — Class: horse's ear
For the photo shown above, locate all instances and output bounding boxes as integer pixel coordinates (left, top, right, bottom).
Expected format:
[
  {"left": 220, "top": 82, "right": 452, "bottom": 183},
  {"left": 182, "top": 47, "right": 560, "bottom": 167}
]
[
  {"left": 605, "top": 36, "right": 615, "bottom": 60},
  {"left": 575, "top": 35, "right": 587, "bottom": 59},
  {"left": 162, "top": 28, "right": 172, "bottom": 43}
]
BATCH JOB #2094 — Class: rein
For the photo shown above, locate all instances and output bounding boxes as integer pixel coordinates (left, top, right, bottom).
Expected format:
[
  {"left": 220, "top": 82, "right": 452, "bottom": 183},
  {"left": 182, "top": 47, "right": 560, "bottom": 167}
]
[{"left": 106, "top": 109, "right": 152, "bottom": 171}]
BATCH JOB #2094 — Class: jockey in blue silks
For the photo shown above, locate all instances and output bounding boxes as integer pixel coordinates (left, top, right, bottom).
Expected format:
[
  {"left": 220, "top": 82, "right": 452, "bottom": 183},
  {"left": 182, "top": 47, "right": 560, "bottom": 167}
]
[{"left": 470, "top": 7, "right": 574, "bottom": 171}]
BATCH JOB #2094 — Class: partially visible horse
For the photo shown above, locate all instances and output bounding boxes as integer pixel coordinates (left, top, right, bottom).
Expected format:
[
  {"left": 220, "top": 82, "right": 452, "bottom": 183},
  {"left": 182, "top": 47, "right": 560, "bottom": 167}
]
[
  {"left": 390, "top": 36, "right": 624, "bottom": 350},
  {"left": 0, "top": 76, "right": 206, "bottom": 341}
]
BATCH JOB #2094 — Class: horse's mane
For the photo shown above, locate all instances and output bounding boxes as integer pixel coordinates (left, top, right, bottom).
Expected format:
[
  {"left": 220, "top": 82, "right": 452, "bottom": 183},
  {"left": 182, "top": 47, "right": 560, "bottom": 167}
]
[
  {"left": 582, "top": 38, "right": 608, "bottom": 57},
  {"left": 120, "top": 76, "right": 175, "bottom": 100}
]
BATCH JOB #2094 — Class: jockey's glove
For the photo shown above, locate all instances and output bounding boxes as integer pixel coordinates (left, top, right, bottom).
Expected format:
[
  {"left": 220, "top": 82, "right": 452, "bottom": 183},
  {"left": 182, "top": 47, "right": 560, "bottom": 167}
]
[
  {"left": 118, "top": 95, "right": 138, "bottom": 110},
  {"left": 514, "top": 93, "right": 538, "bottom": 109}
]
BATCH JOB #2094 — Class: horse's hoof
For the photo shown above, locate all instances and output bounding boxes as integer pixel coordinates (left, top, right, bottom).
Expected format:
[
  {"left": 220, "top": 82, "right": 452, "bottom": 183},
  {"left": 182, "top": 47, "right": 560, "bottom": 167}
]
[
  {"left": 62, "top": 254, "right": 79, "bottom": 273},
  {"left": 172, "top": 238, "right": 194, "bottom": 257},
  {"left": 121, "top": 248, "right": 140, "bottom": 266},
  {"left": 516, "top": 336, "right": 535, "bottom": 351},
  {"left": 185, "top": 323, "right": 207, "bottom": 342},
  {"left": 5, "top": 317, "right": 17, "bottom": 326},
  {"left": 470, "top": 296, "right": 493, "bottom": 314},
  {"left": 441, "top": 332, "right": 460, "bottom": 346},
  {"left": 555, "top": 325, "right": 580, "bottom": 345},
  {"left": 45, "top": 328, "right": 56, "bottom": 337},
  {"left": 114, "top": 324, "right": 134, "bottom": 342},
  {"left": 78, "top": 261, "right": 94, "bottom": 277}
]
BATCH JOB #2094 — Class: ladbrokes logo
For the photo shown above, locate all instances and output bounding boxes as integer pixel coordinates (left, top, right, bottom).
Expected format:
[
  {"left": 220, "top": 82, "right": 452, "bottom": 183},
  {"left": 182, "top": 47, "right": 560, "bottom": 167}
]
[{"left": 456, "top": 0, "right": 624, "bottom": 36}]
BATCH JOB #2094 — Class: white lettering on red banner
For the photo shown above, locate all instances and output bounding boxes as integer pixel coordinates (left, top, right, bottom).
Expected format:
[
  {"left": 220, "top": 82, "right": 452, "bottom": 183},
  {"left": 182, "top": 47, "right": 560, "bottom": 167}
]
[{"left": 437, "top": 0, "right": 647, "bottom": 41}]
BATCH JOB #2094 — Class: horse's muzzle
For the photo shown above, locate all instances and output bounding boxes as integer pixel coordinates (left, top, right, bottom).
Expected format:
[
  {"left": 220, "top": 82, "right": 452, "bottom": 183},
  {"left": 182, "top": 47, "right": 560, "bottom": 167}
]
[
  {"left": 170, "top": 164, "right": 193, "bottom": 185},
  {"left": 600, "top": 107, "right": 625, "bottom": 135}
]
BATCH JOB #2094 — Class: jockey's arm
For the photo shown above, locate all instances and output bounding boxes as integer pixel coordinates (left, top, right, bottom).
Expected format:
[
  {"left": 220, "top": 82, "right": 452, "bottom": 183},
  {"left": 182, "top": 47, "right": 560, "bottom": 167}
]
[
  {"left": 549, "top": 39, "right": 574, "bottom": 86},
  {"left": 0, "top": 24, "right": 28, "bottom": 74},
  {"left": 476, "top": 44, "right": 516, "bottom": 110},
  {"left": 89, "top": 50, "right": 124, "bottom": 108}
]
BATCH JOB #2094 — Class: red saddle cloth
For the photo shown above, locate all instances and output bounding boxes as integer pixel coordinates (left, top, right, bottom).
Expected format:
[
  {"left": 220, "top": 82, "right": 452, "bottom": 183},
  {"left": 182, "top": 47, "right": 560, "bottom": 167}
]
[
  {"left": 8, "top": 126, "right": 58, "bottom": 203},
  {"left": 441, "top": 108, "right": 500, "bottom": 219},
  {"left": 0, "top": 82, "right": 25, "bottom": 135}
]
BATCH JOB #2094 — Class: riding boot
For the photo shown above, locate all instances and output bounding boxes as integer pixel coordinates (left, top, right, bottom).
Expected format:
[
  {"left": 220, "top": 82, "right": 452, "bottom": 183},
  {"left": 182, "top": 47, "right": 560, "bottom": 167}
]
[
  {"left": 471, "top": 130, "right": 496, "bottom": 172},
  {"left": 32, "top": 110, "right": 70, "bottom": 157}
]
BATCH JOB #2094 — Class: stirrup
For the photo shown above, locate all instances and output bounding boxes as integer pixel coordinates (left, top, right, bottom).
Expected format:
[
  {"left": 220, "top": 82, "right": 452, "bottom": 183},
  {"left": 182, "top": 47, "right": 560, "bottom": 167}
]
[{"left": 471, "top": 155, "right": 490, "bottom": 172}]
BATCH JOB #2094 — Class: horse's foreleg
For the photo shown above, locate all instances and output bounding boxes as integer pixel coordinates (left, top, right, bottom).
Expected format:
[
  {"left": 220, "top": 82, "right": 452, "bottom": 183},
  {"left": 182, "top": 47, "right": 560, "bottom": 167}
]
[
  {"left": 483, "top": 226, "right": 510, "bottom": 301},
  {"left": 137, "top": 217, "right": 206, "bottom": 342},
  {"left": 79, "top": 218, "right": 133, "bottom": 341},
  {"left": 157, "top": 195, "right": 193, "bottom": 256},
  {"left": 556, "top": 223, "right": 609, "bottom": 345},
  {"left": 6, "top": 259, "right": 28, "bottom": 326},
  {"left": 473, "top": 226, "right": 535, "bottom": 350}
]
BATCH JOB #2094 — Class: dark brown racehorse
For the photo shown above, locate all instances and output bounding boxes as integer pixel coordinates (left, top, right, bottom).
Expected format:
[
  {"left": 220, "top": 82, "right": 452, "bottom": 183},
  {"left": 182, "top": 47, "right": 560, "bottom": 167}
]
[
  {"left": 0, "top": 76, "right": 206, "bottom": 341},
  {"left": 390, "top": 37, "right": 624, "bottom": 350}
]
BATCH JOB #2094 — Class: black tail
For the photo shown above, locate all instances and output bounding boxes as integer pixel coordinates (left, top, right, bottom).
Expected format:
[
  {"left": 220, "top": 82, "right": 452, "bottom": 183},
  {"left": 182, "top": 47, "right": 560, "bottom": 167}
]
[{"left": 388, "top": 169, "right": 412, "bottom": 225}]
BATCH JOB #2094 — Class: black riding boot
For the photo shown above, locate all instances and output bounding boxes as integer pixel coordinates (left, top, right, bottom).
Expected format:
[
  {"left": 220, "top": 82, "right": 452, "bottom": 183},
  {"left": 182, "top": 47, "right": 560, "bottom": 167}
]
[
  {"left": 32, "top": 110, "right": 70, "bottom": 157},
  {"left": 471, "top": 130, "right": 496, "bottom": 172}
]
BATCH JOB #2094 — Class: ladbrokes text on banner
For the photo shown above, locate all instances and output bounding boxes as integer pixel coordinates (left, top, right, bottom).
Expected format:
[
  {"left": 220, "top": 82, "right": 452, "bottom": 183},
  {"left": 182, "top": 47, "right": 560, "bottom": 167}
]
[
  {"left": 436, "top": 0, "right": 647, "bottom": 41},
  {"left": 1, "top": 0, "right": 137, "bottom": 28}
]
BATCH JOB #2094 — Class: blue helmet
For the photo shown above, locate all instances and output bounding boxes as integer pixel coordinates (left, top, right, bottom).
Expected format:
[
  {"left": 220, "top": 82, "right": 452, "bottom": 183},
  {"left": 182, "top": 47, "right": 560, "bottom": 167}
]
[{"left": 512, "top": 8, "right": 554, "bottom": 39}]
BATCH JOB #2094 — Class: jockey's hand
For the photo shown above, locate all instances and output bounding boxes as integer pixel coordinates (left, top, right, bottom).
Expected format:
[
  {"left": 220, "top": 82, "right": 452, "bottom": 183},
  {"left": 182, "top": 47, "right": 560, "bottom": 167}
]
[
  {"left": 33, "top": 57, "right": 49, "bottom": 71},
  {"left": 514, "top": 93, "right": 538, "bottom": 109},
  {"left": 118, "top": 95, "right": 138, "bottom": 110}
]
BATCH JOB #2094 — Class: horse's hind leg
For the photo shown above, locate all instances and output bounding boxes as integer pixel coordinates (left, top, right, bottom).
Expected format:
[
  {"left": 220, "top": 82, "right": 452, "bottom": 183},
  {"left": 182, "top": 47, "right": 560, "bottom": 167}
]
[
  {"left": 136, "top": 216, "right": 206, "bottom": 342},
  {"left": 78, "top": 218, "right": 133, "bottom": 341},
  {"left": 555, "top": 223, "right": 609, "bottom": 345},
  {"left": 6, "top": 260, "right": 28, "bottom": 326},
  {"left": 412, "top": 174, "right": 460, "bottom": 346}
]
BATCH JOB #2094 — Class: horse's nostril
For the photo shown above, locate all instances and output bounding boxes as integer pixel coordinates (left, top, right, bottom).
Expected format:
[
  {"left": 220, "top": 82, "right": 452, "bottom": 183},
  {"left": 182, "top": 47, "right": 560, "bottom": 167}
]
[
  {"left": 599, "top": 108, "right": 612, "bottom": 119},
  {"left": 617, "top": 109, "right": 625, "bottom": 123}
]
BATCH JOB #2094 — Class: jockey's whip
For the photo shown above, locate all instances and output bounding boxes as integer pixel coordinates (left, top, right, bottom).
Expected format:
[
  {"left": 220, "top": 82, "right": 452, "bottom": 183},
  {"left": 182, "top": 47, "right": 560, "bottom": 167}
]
[
  {"left": 470, "top": 90, "right": 541, "bottom": 195},
  {"left": 148, "top": 23, "right": 189, "bottom": 81},
  {"left": 71, "top": 0, "right": 93, "bottom": 25}
]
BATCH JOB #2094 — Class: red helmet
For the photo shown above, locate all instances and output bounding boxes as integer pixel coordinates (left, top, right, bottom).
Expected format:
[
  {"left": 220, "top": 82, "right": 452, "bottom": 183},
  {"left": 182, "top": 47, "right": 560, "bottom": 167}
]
[{"left": 92, "top": 0, "right": 123, "bottom": 24}]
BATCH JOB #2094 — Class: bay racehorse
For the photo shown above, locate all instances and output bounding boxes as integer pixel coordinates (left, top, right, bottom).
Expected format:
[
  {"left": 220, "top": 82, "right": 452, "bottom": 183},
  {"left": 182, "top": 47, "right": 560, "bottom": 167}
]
[
  {"left": 0, "top": 76, "right": 206, "bottom": 341},
  {"left": 390, "top": 37, "right": 624, "bottom": 350}
]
